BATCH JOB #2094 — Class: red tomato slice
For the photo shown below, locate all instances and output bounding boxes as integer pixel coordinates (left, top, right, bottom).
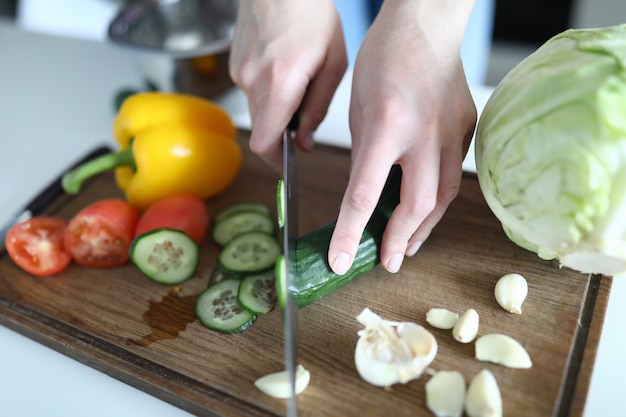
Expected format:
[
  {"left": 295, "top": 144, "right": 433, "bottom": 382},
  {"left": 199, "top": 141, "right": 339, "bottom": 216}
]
[
  {"left": 5, "top": 216, "right": 72, "bottom": 277},
  {"left": 64, "top": 198, "right": 139, "bottom": 268},
  {"left": 134, "top": 194, "right": 209, "bottom": 244}
]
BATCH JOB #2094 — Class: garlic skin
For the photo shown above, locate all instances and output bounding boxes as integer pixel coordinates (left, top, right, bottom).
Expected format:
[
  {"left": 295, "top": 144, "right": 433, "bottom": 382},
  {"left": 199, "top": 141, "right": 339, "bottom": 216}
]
[
  {"left": 452, "top": 309, "right": 480, "bottom": 343},
  {"left": 475, "top": 334, "right": 532, "bottom": 369},
  {"left": 494, "top": 273, "right": 528, "bottom": 314},
  {"left": 254, "top": 364, "right": 311, "bottom": 399},
  {"left": 426, "top": 308, "right": 460, "bottom": 329},
  {"left": 464, "top": 369, "right": 502, "bottom": 417},
  {"left": 425, "top": 370, "right": 466, "bottom": 417},
  {"left": 354, "top": 308, "right": 437, "bottom": 387}
]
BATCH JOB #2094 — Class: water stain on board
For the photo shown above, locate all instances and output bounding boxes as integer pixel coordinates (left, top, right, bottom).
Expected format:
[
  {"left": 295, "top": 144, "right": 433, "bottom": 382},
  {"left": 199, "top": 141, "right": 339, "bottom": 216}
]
[{"left": 127, "top": 287, "right": 198, "bottom": 347}]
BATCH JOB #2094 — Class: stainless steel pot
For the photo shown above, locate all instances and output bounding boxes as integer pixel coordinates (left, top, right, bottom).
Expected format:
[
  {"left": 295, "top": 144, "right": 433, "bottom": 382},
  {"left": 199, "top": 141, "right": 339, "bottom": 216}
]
[{"left": 108, "top": 0, "right": 238, "bottom": 99}]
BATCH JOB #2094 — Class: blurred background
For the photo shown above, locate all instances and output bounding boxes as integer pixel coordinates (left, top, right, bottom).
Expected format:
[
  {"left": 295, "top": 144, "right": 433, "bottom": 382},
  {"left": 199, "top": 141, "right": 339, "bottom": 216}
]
[
  {"left": 1, "top": 0, "right": 625, "bottom": 87},
  {"left": 0, "top": 2, "right": 624, "bottom": 416}
]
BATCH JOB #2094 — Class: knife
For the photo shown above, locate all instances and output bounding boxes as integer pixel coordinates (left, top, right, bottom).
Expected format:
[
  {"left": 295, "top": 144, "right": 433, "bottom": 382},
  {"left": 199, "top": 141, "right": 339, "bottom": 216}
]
[
  {"left": 0, "top": 146, "right": 113, "bottom": 248},
  {"left": 282, "top": 114, "right": 300, "bottom": 417}
]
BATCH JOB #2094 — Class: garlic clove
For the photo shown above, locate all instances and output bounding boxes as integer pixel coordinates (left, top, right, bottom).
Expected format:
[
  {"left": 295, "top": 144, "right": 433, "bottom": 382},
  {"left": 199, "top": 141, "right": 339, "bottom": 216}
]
[
  {"left": 425, "top": 370, "right": 466, "bottom": 417},
  {"left": 254, "top": 364, "right": 311, "bottom": 399},
  {"left": 452, "top": 309, "right": 479, "bottom": 343},
  {"left": 464, "top": 369, "right": 502, "bottom": 417},
  {"left": 494, "top": 273, "right": 528, "bottom": 314},
  {"left": 426, "top": 308, "right": 460, "bottom": 329},
  {"left": 475, "top": 333, "right": 532, "bottom": 369},
  {"left": 354, "top": 308, "right": 437, "bottom": 387}
]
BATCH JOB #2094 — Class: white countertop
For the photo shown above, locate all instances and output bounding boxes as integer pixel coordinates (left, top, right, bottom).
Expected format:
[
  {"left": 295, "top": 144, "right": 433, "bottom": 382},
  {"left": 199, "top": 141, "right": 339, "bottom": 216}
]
[{"left": 0, "top": 19, "right": 624, "bottom": 417}]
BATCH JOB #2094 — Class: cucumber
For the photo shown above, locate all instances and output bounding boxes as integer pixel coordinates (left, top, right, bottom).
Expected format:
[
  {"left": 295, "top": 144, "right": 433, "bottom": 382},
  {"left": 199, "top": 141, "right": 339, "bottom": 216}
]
[
  {"left": 195, "top": 278, "right": 256, "bottom": 333},
  {"left": 212, "top": 210, "right": 275, "bottom": 246},
  {"left": 213, "top": 202, "right": 272, "bottom": 224},
  {"left": 218, "top": 231, "right": 282, "bottom": 275},
  {"left": 237, "top": 270, "right": 276, "bottom": 314},
  {"left": 129, "top": 228, "right": 199, "bottom": 285},
  {"left": 276, "top": 165, "right": 402, "bottom": 309}
]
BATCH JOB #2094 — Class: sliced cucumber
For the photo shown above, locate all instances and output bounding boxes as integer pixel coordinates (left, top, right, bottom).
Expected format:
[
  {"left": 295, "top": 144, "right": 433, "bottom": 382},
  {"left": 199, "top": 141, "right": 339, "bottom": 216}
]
[
  {"left": 276, "top": 178, "right": 285, "bottom": 231},
  {"left": 212, "top": 210, "right": 275, "bottom": 246},
  {"left": 195, "top": 278, "right": 256, "bottom": 333},
  {"left": 129, "top": 228, "right": 199, "bottom": 285},
  {"left": 213, "top": 202, "right": 272, "bottom": 224},
  {"left": 237, "top": 270, "right": 276, "bottom": 314},
  {"left": 218, "top": 231, "right": 282, "bottom": 275}
]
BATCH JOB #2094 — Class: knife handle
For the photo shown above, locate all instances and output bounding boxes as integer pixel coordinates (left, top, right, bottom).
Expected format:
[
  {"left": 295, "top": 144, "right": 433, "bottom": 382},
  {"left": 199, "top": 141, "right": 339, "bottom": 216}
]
[
  {"left": 287, "top": 113, "right": 300, "bottom": 132},
  {"left": 0, "top": 146, "right": 113, "bottom": 246},
  {"left": 25, "top": 146, "right": 113, "bottom": 215}
]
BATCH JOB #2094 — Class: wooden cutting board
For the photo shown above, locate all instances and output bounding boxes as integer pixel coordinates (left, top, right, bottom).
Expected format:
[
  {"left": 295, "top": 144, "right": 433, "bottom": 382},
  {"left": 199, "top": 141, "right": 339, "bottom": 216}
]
[{"left": 0, "top": 130, "right": 611, "bottom": 417}]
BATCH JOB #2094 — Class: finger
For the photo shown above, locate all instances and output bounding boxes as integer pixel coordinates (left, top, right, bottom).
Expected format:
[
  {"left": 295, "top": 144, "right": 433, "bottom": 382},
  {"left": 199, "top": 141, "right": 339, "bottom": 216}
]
[
  {"left": 406, "top": 139, "right": 466, "bottom": 252},
  {"left": 379, "top": 141, "right": 441, "bottom": 273},
  {"left": 328, "top": 145, "right": 397, "bottom": 275},
  {"left": 247, "top": 73, "right": 308, "bottom": 170},
  {"left": 295, "top": 31, "right": 348, "bottom": 152}
]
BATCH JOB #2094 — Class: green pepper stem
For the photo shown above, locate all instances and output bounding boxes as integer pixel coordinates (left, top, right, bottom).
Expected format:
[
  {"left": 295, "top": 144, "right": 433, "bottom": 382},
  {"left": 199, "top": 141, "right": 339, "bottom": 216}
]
[{"left": 62, "top": 147, "right": 135, "bottom": 194}]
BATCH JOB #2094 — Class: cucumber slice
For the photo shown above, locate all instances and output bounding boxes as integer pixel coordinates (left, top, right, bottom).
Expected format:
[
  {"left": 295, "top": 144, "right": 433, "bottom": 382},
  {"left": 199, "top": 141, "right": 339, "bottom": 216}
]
[
  {"left": 213, "top": 202, "right": 272, "bottom": 224},
  {"left": 195, "top": 279, "right": 256, "bottom": 333},
  {"left": 130, "top": 228, "right": 199, "bottom": 285},
  {"left": 237, "top": 270, "right": 276, "bottom": 314},
  {"left": 212, "top": 210, "right": 275, "bottom": 246},
  {"left": 276, "top": 178, "right": 285, "bottom": 231},
  {"left": 218, "top": 231, "right": 282, "bottom": 275}
]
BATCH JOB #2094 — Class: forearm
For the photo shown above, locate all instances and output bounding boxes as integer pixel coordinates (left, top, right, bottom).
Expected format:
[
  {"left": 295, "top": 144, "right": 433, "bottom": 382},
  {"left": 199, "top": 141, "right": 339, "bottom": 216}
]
[{"left": 375, "top": 0, "right": 477, "bottom": 51}]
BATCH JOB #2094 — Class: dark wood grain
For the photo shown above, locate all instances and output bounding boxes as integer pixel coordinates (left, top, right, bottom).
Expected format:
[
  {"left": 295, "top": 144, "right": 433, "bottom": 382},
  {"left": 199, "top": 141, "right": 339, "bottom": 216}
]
[{"left": 0, "top": 130, "right": 611, "bottom": 417}]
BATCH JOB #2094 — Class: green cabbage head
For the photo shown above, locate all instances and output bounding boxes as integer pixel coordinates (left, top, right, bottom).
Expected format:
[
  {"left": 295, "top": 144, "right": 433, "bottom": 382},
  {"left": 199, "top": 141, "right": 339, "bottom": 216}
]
[{"left": 475, "top": 24, "right": 626, "bottom": 275}]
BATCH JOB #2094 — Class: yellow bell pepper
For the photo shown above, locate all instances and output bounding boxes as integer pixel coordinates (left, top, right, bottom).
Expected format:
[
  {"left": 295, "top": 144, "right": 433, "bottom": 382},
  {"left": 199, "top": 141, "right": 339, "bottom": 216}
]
[{"left": 62, "top": 92, "right": 242, "bottom": 211}]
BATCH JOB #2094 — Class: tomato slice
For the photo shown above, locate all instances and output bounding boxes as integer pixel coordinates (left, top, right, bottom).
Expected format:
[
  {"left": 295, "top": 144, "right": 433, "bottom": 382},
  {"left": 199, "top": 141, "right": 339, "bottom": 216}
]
[
  {"left": 5, "top": 216, "right": 72, "bottom": 277},
  {"left": 134, "top": 194, "right": 209, "bottom": 244},
  {"left": 64, "top": 198, "right": 139, "bottom": 268}
]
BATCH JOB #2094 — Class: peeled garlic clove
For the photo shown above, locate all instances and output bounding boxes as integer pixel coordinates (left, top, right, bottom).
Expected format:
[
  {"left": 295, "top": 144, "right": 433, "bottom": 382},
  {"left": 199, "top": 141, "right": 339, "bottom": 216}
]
[
  {"left": 426, "top": 308, "right": 460, "bottom": 329},
  {"left": 452, "top": 309, "right": 479, "bottom": 343},
  {"left": 475, "top": 333, "right": 532, "bottom": 369},
  {"left": 494, "top": 273, "right": 528, "bottom": 314},
  {"left": 354, "top": 308, "right": 437, "bottom": 387},
  {"left": 464, "top": 369, "right": 502, "bottom": 417},
  {"left": 425, "top": 370, "right": 466, "bottom": 417},
  {"left": 254, "top": 364, "right": 311, "bottom": 399}
]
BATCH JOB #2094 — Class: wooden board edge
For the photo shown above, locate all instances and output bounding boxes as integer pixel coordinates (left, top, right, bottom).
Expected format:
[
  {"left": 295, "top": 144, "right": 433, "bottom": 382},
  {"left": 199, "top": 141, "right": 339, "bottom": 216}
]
[
  {"left": 555, "top": 274, "right": 613, "bottom": 417},
  {"left": 0, "top": 295, "right": 278, "bottom": 417},
  {"left": 566, "top": 275, "right": 613, "bottom": 417}
]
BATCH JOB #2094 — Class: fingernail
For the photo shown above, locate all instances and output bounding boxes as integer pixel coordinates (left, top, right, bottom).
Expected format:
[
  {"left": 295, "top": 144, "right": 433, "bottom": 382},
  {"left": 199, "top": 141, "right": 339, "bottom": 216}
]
[
  {"left": 406, "top": 241, "right": 423, "bottom": 257},
  {"left": 331, "top": 252, "right": 351, "bottom": 275},
  {"left": 387, "top": 253, "right": 404, "bottom": 273}
]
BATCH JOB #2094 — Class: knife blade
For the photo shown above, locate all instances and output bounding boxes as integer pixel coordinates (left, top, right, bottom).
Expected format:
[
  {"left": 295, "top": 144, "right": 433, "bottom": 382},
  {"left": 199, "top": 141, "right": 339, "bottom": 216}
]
[
  {"left": 282, "top": 114, "right": 299, "bottom": 417},
  {"left": 0, "top": 146, "right": 113, "bottom": 248}
]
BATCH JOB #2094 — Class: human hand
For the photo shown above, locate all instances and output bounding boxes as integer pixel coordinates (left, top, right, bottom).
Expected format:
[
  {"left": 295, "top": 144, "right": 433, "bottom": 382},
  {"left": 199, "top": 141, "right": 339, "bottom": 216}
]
[
  {"left": 328, "top": 0, "right": 478, "bottom": 275},
  {"left": 229, "top": 0, "right": 348, "bottom": 170}
]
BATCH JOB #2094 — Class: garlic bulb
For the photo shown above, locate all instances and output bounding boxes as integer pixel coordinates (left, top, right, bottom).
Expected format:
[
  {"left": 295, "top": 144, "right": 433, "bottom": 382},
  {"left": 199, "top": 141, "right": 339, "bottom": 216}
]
[{"left": 354, "top": 308, "right": 437, "bottom": 387}]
